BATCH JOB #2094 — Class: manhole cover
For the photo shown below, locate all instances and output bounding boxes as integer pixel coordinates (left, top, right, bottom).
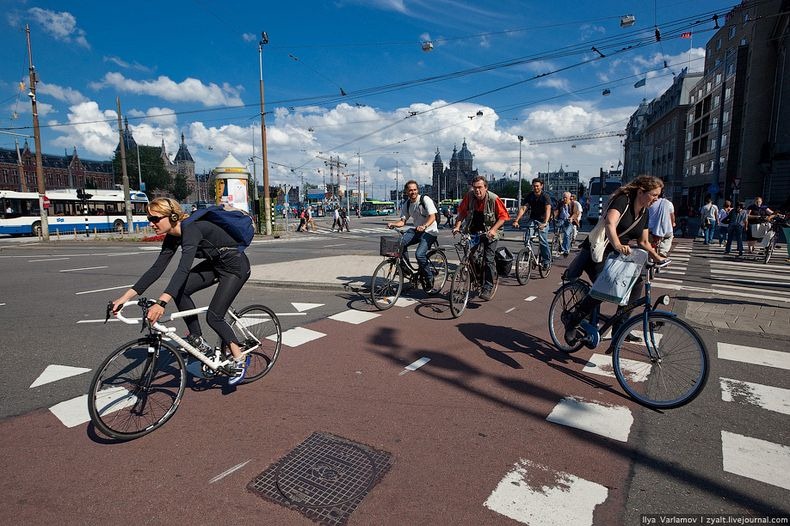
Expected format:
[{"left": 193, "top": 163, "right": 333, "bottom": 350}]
[{"left": 248, "top": 432, "right": 393, "bottom": 526}]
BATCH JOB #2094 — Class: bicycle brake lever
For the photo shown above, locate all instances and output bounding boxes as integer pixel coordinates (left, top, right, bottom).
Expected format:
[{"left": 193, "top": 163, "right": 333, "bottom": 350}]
[{"left": 104, "top": 301, "right": 113, "bottom": 324}]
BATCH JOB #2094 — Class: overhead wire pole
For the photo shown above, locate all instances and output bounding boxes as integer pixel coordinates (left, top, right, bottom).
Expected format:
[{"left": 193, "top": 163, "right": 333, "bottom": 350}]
[
  {"left": 259, "top": 32, "right": 272, "bottom": 236},
  {"left": 25, "top": 24, "right": 48, "bottom": 240},
  {"left": 517, "top": 135, "right": 524, "bottom": 209},
  {"left": 116, "top": 98, "right": 133, "bottom": 232}
]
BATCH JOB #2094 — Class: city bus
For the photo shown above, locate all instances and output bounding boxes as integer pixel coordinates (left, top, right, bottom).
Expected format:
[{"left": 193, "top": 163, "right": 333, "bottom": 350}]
[
  {"left": 500, "top": 198, "right": 518, "bottom": 217},
  {"left": 585, "top": 176, "right": 622, "bottom": 224},
  {"left": 0, "top": 188, "right": 149, "bottom": 236},
  {"left": 360, "top": 200, "right": 396, "bottom": 216}
]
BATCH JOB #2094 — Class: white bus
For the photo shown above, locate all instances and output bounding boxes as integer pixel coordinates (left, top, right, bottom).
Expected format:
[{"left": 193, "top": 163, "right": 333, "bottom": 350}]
[
  {"left": 501, "top": 197, "right": 518, "bottom": 217},
  {"left": 585, "top": 176, "right": 622, "bottom": 224},
  {"left": 0, "top": 188, "right": 149, "bottom": 236}
]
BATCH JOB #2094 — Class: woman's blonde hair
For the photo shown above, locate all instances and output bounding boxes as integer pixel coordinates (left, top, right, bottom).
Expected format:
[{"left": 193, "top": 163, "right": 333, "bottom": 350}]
[
  {"left": 148, "top": 197, "right": 188, "bottom": 225},
  {"left": 610, "top": 175, "right": 663, "bottom": 202}
]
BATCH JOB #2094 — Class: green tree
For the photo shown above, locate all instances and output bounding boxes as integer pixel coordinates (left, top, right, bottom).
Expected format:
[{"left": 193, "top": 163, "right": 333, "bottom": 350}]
[
  {"left": 172, "top": 172, "right": 190, "bottom": 202},
  {"left": 113, "top": 145, "right": 171, "bottom": 194}
]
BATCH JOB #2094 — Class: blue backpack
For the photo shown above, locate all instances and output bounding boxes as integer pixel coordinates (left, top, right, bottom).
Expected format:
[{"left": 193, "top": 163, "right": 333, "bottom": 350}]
[{"left": 182, "top": 205, "right": 254, "bottom": 251}]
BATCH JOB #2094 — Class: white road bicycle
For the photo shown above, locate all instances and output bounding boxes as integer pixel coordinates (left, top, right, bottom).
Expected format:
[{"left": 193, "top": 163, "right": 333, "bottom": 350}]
[{"left": 88, "top": 299, "right": 282, "bottom": 441}]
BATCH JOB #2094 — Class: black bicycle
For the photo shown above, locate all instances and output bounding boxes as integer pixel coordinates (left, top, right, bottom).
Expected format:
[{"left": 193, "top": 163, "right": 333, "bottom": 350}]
[
  {"left": 448, "top": 232, "right": 499, "bottom": 317},
  {"left": 370, "top": 229, "right": 449, "bottom": 310},
  {"left": 547, "top": 260, "right": 708, "bottom": 409}
]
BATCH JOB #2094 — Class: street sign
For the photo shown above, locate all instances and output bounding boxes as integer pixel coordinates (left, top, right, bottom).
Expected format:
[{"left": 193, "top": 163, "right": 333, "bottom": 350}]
[
  {"left": 733, "top": 178, "right": 740, "bottom": 189},
  {"left": 41, "top": 195, "right": 50, "bottom": 209},
  {"left": 708, "top": 183, "right": 719, "bottom": 195}
]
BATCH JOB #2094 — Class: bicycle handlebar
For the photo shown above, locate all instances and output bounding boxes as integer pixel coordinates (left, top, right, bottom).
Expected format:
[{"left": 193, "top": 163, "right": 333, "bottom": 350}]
[{"left": 113, "top": 299, "right": 176, "bottom": 333}]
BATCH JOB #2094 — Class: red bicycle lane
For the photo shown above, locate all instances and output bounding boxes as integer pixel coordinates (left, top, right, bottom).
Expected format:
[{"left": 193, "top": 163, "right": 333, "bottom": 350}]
[{"left": 1, "top": 273, "right": 644, "bottom": 525}]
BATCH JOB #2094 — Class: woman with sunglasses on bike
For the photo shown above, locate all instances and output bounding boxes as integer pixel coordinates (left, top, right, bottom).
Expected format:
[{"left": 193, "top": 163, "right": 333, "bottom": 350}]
[{"left": 110, "top": 198, "right": 251, "bottom": 385}]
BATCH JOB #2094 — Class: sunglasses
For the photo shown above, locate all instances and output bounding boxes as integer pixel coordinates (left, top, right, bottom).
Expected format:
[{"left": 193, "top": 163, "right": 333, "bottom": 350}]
[{"left": 147, "top": 215, "right": 167, "bottom": 223}]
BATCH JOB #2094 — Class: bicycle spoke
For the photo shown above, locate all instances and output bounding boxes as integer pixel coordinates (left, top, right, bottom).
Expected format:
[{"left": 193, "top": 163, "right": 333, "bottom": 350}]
[{"left": 613, "top": 313, "right": 709, "bottom": 408}]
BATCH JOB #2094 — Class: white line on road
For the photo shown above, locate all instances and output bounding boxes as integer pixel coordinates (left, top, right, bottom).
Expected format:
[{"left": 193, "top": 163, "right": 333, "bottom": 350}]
[
  {"left": 60, "top": 266, "right": 109, "bottom": 272},
  {"left": 400, "top": 357, "right": 430, "bottom": 375},
  {"left": 721, "top": 431, "right": 790, "bottom": 490},
  {"left": 29, "top": 257, "right": 69, "bottom": 262},
  {"left": 720, "top": 377, "right": 790, "bottom": 415},
  {"left": 546, "top": 396, "right": 633, "bottom": 442},
  {"left": 75, "top": 284, "right": 134, "bottom": 295},
  {"left": 484, "top": 458, "right": 608, "bottom": 526},
  {"left": 524, "top": 296, "right": 537, "bottom": 302},
  {"left": 209, "top": 459, "right": 253, "bottom": 484},
  {"left": 505, "top": 307, "right": 516, "bottom": 313},
  {"left": 718, "top": 343, "right": 790, "bottom": 370}
]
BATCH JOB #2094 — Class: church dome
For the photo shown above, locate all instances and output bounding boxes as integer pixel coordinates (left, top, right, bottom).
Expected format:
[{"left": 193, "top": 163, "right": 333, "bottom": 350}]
[{"left": 458, "top": 140, "right": 473, "bottom": 162}]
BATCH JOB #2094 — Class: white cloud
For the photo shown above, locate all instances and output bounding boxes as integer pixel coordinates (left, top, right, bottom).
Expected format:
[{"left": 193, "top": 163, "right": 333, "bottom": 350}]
[
  {"left": 241, "top": 33, "right": 256, "bottom": 42},
  {"left": 102, "top": 56, "right": 152, "bottom": 73},
  {"left": 51, "top": 101, "right": 118, "bottom": 157},
  {"left": 536, "top": 77, "right": 570, "bottom": 91},
  {"left": 90, "top": 72, "right": 244, "bottom": 107},
  {"left": 126, "top": 107, "right": 178, "bottom": 127},
  {"left": 27, "top": 8, "right": 89, "bottom": 48},
  {"left": 38, "top": 83, "right": 88, "bottom": 105}
]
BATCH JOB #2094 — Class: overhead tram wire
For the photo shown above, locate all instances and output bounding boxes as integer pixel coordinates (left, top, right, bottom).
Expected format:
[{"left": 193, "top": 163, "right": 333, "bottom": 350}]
[{"left": 1, "top": 4, "right": 735, "bottom": 135}]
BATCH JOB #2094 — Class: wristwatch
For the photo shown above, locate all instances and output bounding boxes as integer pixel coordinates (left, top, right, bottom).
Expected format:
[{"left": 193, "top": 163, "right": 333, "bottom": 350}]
[{"left": 155, "top": 299, "right": 168, "bottom": 308}]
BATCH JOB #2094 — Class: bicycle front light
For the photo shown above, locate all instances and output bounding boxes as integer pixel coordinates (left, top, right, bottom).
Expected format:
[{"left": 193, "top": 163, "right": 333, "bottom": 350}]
[{"left": 654, "top": 294, "right": 671, "bottom": 308}]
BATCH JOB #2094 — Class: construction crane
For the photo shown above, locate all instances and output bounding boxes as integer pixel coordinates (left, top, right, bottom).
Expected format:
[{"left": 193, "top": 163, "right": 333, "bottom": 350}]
[{"left": 527, "top": 130, "right": 625, "bottom": 145}]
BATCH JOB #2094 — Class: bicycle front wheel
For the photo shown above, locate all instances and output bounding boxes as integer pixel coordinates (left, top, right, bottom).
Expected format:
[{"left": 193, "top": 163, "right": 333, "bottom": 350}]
[
  {"left": 370, "top": 259, "right": 404, "bottom": 310},
  {"left": 88, "top": 339, "right": 186, "bottom": 440},
  {"left": 613, "top": 312, "right": 709, "bottom": 409},
  {"left": 764, "top": 243, "right": 773, "bottom": 264},
  {"left": 449, "top": 264, "right": 471, "bottom": 317},
  {"left": 232, "top": 305, "right": 282, "bottom": 383},
  {"left": 514, "top": 248, "right": 532, "bottom": 285},
  {"left": 427, "top": 249, "right": 449, "bottom": 293},
  {"left": 548, "top": 280, "right": 590, "bottom": 353}
]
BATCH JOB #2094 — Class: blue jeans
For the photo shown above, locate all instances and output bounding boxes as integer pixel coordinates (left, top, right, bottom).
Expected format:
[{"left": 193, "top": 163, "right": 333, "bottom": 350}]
[
  {"left": 401, "top": 229, "right": 437, "bottom": 279},
  {"left": 724, "top": 224, "right": 744, "bottom": 255},
  {"left": 559, "top": 219, "right": 574, "bottom": 253},
  {"left": 717, "top": 225, "right": 728, "bottom": 245},
  {"left": 703, "top": 222, "right": 716, "bottom": 244},
  {"left": 529, "top": 220, "right": 551, "bottom": 267}
]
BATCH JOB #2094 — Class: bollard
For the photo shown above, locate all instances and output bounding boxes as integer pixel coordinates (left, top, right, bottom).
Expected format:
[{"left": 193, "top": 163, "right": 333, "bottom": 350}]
[
  {"left": 73, "top": 228, "right": 77, "bottom": 240},
  {"left": 56, "top": 229, "right": 60, "bottom": 240}
]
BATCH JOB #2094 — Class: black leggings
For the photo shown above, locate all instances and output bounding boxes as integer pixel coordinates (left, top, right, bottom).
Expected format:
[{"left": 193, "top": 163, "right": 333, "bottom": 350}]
[{"left": 174, "top": 251, "right": 251, "bottom": 347}]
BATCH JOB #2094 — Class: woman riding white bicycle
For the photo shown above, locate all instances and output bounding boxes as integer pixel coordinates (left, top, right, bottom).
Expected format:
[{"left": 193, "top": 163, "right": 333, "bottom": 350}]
[
  {"left": 111, "top": 197, "right": 252, "bottom": 385},
  {"left": 563, "top": 175, "right": 666, "bottom": 345}
]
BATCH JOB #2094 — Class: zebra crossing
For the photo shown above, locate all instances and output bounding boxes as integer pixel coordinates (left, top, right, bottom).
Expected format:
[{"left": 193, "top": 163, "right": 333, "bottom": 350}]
[
  {"left": 484, "top": 336, "right": 790, "bottom": 525},
  {"left": 648, "top": 238, "right": 790, "bottom": 303}
]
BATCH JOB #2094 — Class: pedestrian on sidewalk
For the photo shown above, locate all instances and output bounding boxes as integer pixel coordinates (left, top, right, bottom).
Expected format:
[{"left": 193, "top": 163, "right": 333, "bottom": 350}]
[
  {"left": 296, "top": 209, "right": 306, "bottom": 232},
  {"left": 724, "top": 201, "right": 749, "bottom": 257},
  {"left": 700, "top": 196, "right": 719, "bottom": 245},
  {"left": 717, "top": 200, "right": 733, "bottom": 246},
  {"left": 331, "top": 207, "right": 340, "bottom": 231},
  {"left": 648, "top": 195, "right": 675, "bottom": 257}
]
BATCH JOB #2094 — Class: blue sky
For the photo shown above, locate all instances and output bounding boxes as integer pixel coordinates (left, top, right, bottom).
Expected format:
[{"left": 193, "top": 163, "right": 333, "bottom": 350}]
[{"left": 1, "top": 0, "right": 736, "bottom": 198}]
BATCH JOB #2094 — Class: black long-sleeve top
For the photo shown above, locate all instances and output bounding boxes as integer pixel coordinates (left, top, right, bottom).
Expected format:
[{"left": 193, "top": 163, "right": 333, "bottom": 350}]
[{"left": 132, "top": 220, "right": 237, "bottom": 297}]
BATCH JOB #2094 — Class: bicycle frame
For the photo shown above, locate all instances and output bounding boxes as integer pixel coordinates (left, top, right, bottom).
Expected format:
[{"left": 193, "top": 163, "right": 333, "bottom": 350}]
[
  {"left": 454, "top": 233, "right": 486, "bottom": 288},
  {"left": 581, "top": 265, "right": 674, "bottom": 356},
  {"left": 115, "top": 301, "right": 254, "bottom": 372}
]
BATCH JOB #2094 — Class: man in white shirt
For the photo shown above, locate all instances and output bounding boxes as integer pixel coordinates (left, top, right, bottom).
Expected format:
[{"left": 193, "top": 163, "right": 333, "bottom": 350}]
[
  {"left": 700, "top": 197, "right": 719, "bottom": 245},
  {"left": 387, "top": 180, "right": 438, "bottom": 290},
  {"left": 648, "top": 196, "right": 676, "bottom": 256}
]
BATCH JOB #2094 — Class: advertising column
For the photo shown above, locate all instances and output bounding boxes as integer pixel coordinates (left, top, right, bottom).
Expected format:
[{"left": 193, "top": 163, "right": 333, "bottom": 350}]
[{"left": 212, "top": 153, "right": 250, "bottom": 213}]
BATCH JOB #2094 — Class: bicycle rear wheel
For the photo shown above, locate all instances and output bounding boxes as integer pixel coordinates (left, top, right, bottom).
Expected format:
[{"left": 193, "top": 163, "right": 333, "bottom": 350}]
[
  {"left": 613, "top": 312, "right": 709, "bottom": 408},
  {"left": 232, "top": 305, "right": 282, "bottom": 383},
  {"left": 88, "top": 339, "right": 185, "bottom": 440},
  {"left": 370, "top": 259, "right": 403, "bottom": 310},
  {"left": 427, "top": 249, "right": 449, "bottom": 293},
  {"left": 548, "top": 280, "right": 590, "bottom": 353},
  {"left": 514, "top": 248, "right": 533, "bottom": 285},
  {"left": 449, "top": 264, "right": 471, "bottom": 317}
]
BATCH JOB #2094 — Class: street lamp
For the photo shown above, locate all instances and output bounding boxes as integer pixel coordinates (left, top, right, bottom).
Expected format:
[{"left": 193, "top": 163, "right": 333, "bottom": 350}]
[
  {"left": 258, "top": 31, "right": 272, "bottom": 236},
  {"left": 517, "top": 135, "right": 524, "bottom": 208}
]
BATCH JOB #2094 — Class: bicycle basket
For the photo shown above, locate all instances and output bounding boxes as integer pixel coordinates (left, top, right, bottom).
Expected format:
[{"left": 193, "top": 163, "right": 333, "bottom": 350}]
[{"left": 380, "top": 236, "right": 402, "bottom": 257}]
